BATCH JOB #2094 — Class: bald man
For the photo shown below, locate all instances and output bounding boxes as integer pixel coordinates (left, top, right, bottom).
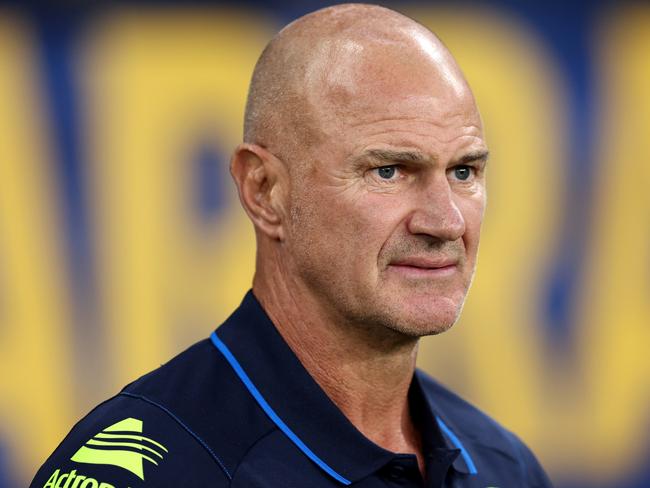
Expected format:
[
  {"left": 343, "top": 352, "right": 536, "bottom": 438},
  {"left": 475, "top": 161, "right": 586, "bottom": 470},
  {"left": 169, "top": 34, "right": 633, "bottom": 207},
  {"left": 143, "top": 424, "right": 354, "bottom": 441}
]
[{"left": 31, "top": 4, "right": 553, "bottom": 488}]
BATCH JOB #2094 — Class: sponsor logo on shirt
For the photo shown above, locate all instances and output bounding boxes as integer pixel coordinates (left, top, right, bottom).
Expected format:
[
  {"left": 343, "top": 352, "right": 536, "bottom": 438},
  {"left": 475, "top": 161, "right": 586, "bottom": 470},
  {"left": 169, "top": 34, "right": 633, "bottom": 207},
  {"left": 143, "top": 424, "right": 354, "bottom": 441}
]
[
  {"left": 42, "top": 468, "right": 114, "bottom": 488},
  {"left": 70, "top": 417, "right": 167, "bottom": 481}
]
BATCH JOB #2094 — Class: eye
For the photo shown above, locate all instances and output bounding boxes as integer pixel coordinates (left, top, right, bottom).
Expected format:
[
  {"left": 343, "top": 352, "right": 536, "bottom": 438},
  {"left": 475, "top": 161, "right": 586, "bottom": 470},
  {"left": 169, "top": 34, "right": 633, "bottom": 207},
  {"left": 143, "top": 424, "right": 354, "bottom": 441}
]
[
  {"left": 376, "top": 166, "right": 397, "bottom": 179},
  {"left": 453, "top": 166, "right": 473, "bottom": 181}
]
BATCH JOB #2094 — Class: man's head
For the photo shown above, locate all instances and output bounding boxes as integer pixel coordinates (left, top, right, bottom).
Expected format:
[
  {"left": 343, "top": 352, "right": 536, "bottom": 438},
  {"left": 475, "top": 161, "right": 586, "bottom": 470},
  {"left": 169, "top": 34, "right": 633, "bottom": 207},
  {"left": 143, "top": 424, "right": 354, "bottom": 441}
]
[{"left": 231, "top": 4, "right": 488, "bottom": 338}]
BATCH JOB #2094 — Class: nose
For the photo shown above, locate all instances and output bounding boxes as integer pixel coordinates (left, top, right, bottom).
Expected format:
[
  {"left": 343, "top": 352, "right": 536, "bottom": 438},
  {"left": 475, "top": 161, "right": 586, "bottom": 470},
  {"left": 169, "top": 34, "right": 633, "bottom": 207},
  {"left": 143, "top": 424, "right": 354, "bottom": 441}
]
[{"left": 406, "top": 176, "right": 466, "bottom": 241}]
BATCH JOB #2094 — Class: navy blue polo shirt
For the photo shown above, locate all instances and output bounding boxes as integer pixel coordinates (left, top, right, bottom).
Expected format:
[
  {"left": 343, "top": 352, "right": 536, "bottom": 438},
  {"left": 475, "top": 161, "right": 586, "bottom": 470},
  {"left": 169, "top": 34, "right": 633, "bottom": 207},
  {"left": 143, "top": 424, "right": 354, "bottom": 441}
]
[{"left": 31, "top": 291, "right": 553, "bottom": 487}]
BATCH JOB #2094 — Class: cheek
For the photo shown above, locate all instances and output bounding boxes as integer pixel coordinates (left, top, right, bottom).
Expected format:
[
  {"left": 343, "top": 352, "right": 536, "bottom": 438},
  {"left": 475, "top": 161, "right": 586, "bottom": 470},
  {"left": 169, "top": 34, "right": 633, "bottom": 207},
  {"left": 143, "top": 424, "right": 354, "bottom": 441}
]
[
  {"left": 293, "top": 191, "right": 405, "bottom": 273},
  {"left": 287, "top": 190, "right": 360, "bottom": 263},
  {"left": 458, "top": 192, "right": 485, "bottom": 252},
  {"left": 350, "top": 193, "right": 410, "bottom": 245}
]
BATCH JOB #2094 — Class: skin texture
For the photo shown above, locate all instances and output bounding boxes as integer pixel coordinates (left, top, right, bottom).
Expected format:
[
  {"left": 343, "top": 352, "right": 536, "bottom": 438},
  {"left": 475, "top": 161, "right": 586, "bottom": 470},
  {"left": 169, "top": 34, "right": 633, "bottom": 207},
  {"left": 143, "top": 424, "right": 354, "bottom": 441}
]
[{"left": 230, "top": 3, "right": 488, "bottom": 475}]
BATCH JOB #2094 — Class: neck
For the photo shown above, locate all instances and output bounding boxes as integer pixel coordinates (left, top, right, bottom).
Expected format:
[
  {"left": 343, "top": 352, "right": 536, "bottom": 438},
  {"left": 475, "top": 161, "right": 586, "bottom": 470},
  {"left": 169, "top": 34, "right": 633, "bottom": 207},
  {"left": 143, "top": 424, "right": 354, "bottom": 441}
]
[{"left": 252, "top": 253, "right": 424, "bottom": 469}]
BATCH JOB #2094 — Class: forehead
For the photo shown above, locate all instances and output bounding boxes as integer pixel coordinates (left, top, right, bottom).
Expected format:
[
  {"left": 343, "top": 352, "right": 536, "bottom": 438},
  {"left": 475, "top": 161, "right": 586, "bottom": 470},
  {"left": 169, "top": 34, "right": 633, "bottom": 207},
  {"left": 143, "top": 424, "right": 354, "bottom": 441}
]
[
  {"left": 312, "top": 89, "right": 485, "bottom": 169},
  {"left": 303, "top": 37, "right": 483, "bottom": 153}
]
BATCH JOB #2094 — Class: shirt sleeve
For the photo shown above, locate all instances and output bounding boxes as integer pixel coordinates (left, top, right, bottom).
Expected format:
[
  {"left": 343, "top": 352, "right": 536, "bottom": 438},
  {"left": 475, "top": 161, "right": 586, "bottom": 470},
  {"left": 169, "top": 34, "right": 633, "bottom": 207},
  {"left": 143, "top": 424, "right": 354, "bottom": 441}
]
[{"left": 29, "top": 393, "right": 231, "bottom": 488}]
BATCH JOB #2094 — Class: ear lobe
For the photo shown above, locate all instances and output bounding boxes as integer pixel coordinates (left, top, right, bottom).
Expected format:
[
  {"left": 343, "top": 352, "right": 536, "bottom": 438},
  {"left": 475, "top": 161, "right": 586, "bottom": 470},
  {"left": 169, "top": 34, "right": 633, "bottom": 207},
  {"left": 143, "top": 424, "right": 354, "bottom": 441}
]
[{"left": 230, "top": 144, "right": 286, "bottom": 241}]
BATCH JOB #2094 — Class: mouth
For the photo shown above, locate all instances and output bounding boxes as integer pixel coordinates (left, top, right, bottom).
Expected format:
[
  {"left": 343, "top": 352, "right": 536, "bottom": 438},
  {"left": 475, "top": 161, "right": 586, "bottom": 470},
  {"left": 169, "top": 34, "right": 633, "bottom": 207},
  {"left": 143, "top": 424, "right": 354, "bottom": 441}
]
[{"left": 388, "top": 257, "right": 459, "bottom": 277}]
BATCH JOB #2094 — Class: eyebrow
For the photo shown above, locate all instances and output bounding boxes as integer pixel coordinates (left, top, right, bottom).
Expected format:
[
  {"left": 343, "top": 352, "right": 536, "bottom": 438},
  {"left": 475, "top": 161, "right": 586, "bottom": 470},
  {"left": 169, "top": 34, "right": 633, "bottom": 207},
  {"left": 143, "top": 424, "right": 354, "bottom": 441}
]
[
  {"left": 452, "top": 150, "right": 490, "bottom": 166},
  {"left": 350, "top": 149, "right": 432, "bottom": 169},
  {"left": 351, "top": 148, "right": 489, "bottom": 168}
]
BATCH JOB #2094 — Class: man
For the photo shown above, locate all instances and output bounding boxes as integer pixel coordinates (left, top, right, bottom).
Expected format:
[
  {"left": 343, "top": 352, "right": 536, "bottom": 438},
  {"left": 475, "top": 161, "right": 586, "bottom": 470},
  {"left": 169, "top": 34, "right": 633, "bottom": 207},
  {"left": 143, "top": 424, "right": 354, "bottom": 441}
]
[{"left": 31, "top": 4, "right": 553, "bottom": 487}]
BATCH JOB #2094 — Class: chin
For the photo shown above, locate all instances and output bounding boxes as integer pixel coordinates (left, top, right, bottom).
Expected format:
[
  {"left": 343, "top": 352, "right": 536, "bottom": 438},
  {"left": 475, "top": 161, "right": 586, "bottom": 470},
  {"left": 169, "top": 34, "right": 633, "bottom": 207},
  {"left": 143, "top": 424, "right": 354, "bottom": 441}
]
[
  {"left": 393, "top": 315, "right": 458, "bottom": 337},
  {"left": 378, "top": 296, "right": 464, "bottom": 338}
]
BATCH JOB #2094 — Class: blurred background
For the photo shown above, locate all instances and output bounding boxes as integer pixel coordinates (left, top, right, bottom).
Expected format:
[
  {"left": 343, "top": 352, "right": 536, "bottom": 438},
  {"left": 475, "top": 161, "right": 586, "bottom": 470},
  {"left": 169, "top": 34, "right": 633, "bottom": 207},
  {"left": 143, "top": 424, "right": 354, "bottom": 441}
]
[{"left": 0, "top": 1, "right": 648, "bottom": 487}]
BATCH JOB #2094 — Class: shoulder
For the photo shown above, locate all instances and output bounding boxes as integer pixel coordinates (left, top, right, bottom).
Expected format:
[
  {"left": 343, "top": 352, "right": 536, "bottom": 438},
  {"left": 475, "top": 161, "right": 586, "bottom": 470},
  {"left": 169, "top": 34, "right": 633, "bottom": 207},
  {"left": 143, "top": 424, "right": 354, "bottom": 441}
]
[
  {"left": 31, "top": 338, "right": 273, "bottom": 488},
  {"left": 416, "top": 369, "right": 554, "bottom": 487},
  {"left": 30, "top": 392, "right": 227, "bottom": 487}
]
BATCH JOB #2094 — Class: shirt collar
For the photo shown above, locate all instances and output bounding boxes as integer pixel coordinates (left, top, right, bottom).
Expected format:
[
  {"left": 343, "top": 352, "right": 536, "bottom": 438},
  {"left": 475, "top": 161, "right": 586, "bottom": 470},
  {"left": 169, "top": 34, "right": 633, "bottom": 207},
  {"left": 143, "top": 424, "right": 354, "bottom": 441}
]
[
  {"left": 213, "top": 291, "right": 473, "bottom": 483},
  {"left": 414, "top": 369, "right": 478, "bottom": 475}
]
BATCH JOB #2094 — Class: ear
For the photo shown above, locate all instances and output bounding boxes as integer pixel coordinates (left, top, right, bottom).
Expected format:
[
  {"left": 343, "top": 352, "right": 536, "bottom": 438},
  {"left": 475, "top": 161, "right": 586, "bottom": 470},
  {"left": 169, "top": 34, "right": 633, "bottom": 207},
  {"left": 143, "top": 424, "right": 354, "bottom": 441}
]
[{"left": 230, "top": 143, "right": 288, "bottom": 241}]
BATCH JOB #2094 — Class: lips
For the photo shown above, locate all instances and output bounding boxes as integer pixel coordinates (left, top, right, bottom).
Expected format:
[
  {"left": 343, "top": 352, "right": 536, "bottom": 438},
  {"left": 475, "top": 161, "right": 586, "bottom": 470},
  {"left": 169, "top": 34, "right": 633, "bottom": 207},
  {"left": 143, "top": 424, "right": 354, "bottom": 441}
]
[{"left": 389, "top": 256, "right": 458, "bottom": 270}]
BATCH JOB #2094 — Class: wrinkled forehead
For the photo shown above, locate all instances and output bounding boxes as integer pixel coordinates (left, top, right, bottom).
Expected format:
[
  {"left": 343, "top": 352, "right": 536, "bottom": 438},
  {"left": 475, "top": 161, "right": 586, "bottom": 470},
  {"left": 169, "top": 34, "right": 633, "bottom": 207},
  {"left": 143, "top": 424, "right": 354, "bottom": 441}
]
[{"left": 301, "top": 30, "right": 480, "bottom": 141}]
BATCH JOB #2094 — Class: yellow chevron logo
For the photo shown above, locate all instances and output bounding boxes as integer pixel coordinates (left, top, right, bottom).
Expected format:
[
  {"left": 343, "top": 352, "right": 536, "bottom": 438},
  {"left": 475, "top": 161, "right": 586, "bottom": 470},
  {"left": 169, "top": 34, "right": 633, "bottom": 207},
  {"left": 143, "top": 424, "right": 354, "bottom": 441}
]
[{"left": 70, "top": 418, "right": 167, "bottom": 480}]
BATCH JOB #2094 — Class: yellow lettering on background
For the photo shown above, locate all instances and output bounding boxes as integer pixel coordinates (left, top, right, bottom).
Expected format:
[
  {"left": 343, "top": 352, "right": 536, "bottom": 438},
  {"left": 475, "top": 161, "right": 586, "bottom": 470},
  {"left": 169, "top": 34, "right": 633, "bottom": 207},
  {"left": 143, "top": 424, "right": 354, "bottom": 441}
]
[
  {"left": 573, "top": 6, "right": 650, "bottom": 480},
  {"left": 0, "top": 14, "right": 74, "bottom": 481},
  {"left": 78, "top": 11, "right": 272, "bottom": 388}
]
